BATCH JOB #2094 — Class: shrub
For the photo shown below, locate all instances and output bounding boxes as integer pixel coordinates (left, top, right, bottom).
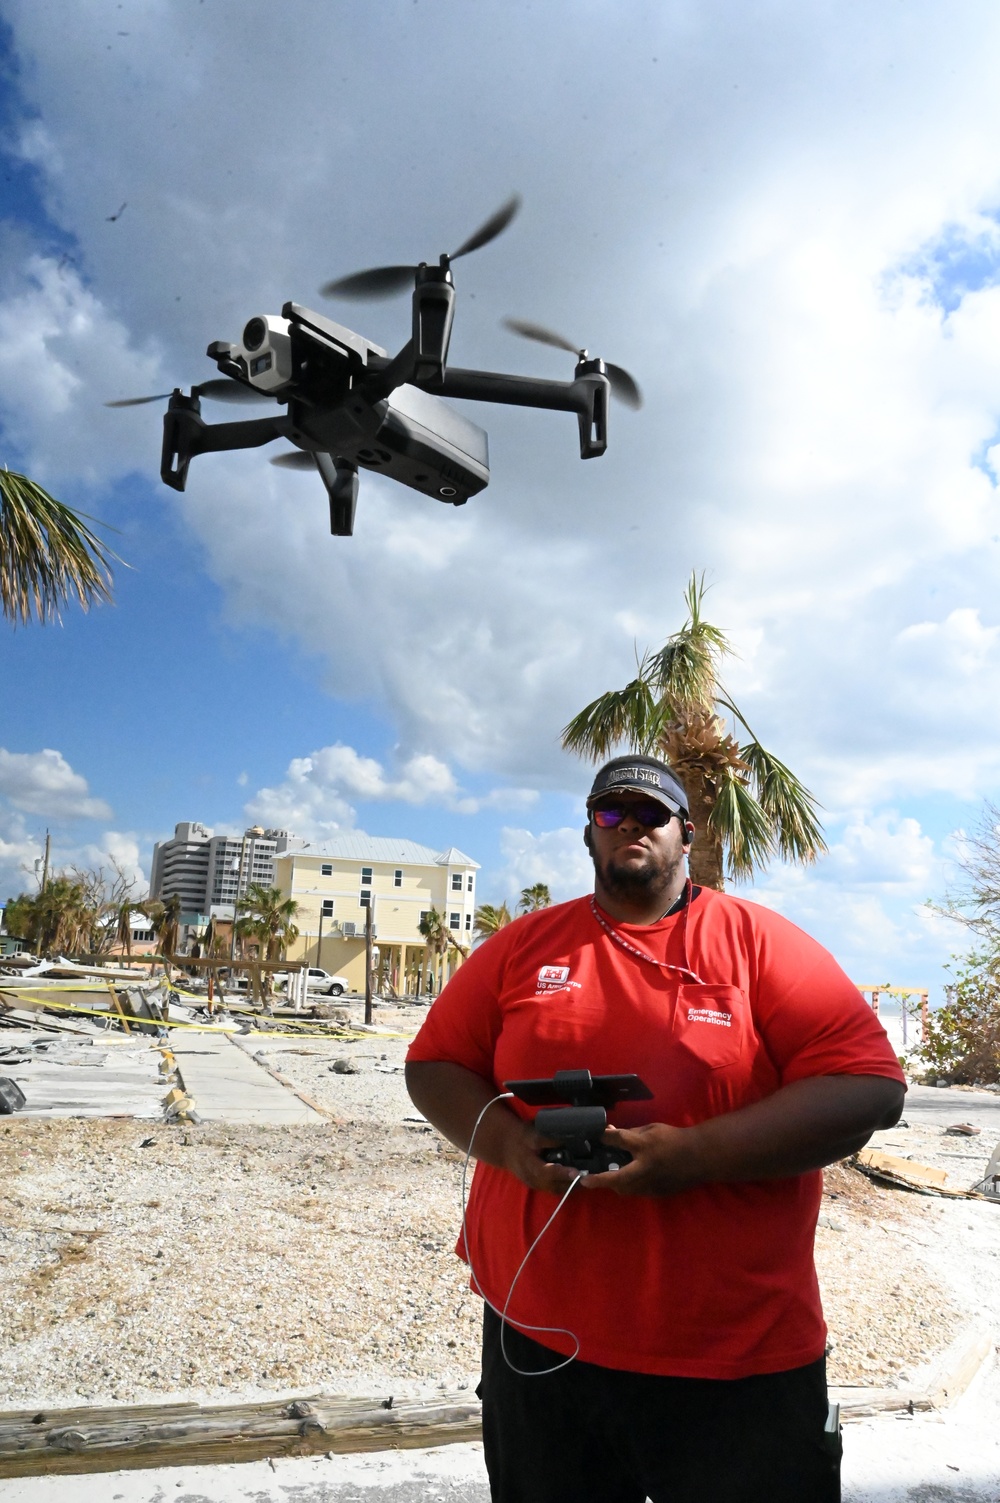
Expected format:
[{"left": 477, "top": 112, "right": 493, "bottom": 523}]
[{"left": 917, "top": 948, "right": 1000, "bottom": 1085}]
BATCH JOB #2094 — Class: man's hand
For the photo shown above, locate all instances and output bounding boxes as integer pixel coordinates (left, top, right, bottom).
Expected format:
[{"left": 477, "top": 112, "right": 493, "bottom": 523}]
[
  {"left": 503, "top": 1119, "right": 582, "bottom": 1194},
  {"left": 405, "top": 1059, "right": 580, "bottom": 1196},
  {"left": 579, "top": 1074, "right": 906, "bottom": 1198},
  {"left": 580, "top": 1123, "right": 703, "bottom": 1197}
]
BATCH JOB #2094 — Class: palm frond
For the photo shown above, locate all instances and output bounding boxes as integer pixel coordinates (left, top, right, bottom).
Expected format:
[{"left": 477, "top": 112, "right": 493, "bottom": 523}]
[
  {"left": 739, "top": 741, "right": 827, "bottom": 864},
  {"left": 709, "top": 770, "right": 775, "bottom": 881},
  {"left": 714, "top": 692, "right": 754, "bottom": 737},
  {"left": 474, "top": 902, "right": 513, "bottom": 938},
  {"left": 0, "top": 469, "right": 117, "bottom": 625},
  {"left": 647, "top": 573, "right": 731, "bottom": 711},
  {"left": 561, "top": 676, "right": 659, "bottom": 761}
]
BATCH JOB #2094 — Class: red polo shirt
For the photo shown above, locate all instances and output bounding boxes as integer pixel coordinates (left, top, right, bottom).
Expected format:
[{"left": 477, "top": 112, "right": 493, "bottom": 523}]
[{"left": 406, "top": 888, "right": 904, "bottom": 1379}]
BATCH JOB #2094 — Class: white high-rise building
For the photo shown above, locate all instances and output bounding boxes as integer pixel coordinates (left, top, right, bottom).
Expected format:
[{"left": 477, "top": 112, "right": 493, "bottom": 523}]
[{"left": 150, "top": 823, "right": 302, "bottom": 917}]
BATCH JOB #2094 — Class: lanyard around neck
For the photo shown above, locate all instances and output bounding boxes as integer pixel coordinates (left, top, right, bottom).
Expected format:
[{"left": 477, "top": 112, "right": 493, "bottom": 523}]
[{"left": 589, "top": 880, "right": 704, "bottom": 984}]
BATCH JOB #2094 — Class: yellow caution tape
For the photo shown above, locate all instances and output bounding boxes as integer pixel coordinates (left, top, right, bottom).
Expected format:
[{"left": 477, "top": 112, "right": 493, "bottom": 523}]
[{"left": 0, "top": 988, "right": 416, "bottom": 1041}]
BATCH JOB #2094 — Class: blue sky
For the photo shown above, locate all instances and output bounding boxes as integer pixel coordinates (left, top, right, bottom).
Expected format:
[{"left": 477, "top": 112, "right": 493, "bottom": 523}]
[{"left": 3, "top": 1, "right": 1000, "bottom": 998}]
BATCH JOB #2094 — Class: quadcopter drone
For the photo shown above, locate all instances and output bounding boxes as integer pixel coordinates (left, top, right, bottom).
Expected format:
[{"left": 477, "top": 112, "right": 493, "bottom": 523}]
[{"left": 108, "top": 197, "right": 641, "bottom": 536}]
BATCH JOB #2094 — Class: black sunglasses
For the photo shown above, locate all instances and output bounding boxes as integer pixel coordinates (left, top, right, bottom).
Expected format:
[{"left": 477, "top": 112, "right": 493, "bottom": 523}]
[{"left": 591, "top": 801, "right": 676, "bottom": 830}]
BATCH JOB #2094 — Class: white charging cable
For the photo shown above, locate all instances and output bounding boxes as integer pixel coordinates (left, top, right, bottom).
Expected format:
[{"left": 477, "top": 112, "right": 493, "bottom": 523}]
[{"left": 461, "top": 1092, "right": 583, "bottom": 1376}]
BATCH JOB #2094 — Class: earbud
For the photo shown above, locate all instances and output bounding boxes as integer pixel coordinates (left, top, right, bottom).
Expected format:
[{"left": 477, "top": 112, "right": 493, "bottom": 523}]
[{"left": 684, "top": 821, "right": 695, "bottom": 846}]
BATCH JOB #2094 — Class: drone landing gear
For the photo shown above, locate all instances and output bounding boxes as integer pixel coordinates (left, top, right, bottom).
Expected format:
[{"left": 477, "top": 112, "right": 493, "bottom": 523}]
[
  {"left": 161, "top": 391, "right": 290, "bottom": 491},
  {"left": 315, "top": 455, "right": 359, "bottom": 536}
]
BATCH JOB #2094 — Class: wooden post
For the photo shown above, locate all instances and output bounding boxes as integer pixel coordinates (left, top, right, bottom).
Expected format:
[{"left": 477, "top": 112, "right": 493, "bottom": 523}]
[
  {"left": 921, "top": 991, "right": 929, "bottom": 1042},
  {"left": 364, "top": 899, "right": 374, "bottom": 1027},
  {"left": 105, "top": 979, "right": 131, "bottom": 1034}
]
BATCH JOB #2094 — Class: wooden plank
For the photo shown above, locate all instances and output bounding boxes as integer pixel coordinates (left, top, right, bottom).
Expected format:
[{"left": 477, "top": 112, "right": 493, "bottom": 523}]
[
  {"left": 856, "top": 1149, "right": 948, "bottom": 1189},
  {"left": 0, "top": 1393, "right": 481, "bottom": 1478},
  {"left": 928, "top": 1329, "right": 994, "bottom": 1408}
]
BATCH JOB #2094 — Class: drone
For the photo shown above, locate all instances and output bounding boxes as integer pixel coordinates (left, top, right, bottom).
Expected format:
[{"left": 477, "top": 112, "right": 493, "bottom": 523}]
[{"left": 108, "top": 196, "right": 641, "bottom": 536}]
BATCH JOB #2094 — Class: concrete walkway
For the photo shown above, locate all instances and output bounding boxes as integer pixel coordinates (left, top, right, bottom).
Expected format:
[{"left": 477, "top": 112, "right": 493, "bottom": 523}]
[{"left": 168, "top": 1031, "right": 323, "bottom": 1125}]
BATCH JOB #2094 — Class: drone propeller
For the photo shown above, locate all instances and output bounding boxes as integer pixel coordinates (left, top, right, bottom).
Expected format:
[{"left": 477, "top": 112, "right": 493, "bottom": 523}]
[
  {"left": 502, "top": 317, "right": 643, "bottom": 410},
  {"left": 269, "top": 450, "right": 318, "bottom": 470},
  {"left": 320, "top": 193, "right": 521, "bottom": 301},
  {"left": 105, "top": 378, "right": 273, "bottom": 408}
]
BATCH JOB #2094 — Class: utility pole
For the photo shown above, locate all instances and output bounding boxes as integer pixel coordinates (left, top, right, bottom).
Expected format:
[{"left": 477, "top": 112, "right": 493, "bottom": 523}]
[
  {"left": 41, "top": 830, "right": 50, "bottom": 894},
  {"left": 317, "top": 908, "right": 324, "bottom": 970},
  {"left": 364, "top": 897, "right": 375, "bottom": 1026}
]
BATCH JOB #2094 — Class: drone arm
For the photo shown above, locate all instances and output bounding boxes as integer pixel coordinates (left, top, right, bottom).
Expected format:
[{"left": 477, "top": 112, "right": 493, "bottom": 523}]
[
  {"left": 364, "top": 343, "right": 415, "bottom": 401},
  {"left": 161, "top": 394, "right": 292, "bottom": 491},
  {"left": 419, "top": 368, "right": 609, "bottom": 458}
]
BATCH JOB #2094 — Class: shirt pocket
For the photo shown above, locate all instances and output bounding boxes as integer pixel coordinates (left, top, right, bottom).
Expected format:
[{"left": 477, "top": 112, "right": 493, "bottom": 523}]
[{"left": 673, "top": 984, "right": 747, "bottom": 1069}]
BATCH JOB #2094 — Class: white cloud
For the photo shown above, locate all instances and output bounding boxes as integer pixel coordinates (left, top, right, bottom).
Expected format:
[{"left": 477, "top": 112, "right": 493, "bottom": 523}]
[
  {"left": 0, "top": 748, "right": 112, "bottom": 820},
  {"left": 6, "top": 1, "right": 1000, "bottom": 997},
  {"left": 0, "top": 815, "right": 147, "bottom": 903},
  {"left": 246, "top": 741, "right": 536, "bottom": 841},
  {"left": 0, "top": 814, "right": 43, "bottom": 901},
  {"left": 0, "top": 255, "right": 164, "bottom": 484},
  {"left": 72, "top": 831, "right": 147, "bottom": 893},
  {"left": 744, "top": 811, "right": 961, "bottom": 994},
  {"left": 493, "top": 825, "right": 593, "bottom": 906}
]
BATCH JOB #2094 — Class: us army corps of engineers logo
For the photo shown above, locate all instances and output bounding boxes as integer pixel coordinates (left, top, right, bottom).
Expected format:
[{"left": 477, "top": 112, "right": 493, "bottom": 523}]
[{"left": 536, "top": 965, "right": 582, "bottom": 995}]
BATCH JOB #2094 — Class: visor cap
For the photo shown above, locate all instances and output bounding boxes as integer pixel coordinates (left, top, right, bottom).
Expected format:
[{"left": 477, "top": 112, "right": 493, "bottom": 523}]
[{"left": 586, "top": 755, "right": 689, "bottom": 818}]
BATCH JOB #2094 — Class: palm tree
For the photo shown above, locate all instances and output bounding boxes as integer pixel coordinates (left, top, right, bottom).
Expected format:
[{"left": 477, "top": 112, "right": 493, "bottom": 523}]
[
  {"left": 517, "top": 884, "right": 551, "bottom": 914},
  {"left": 8, "top": 875, "right": 96, "bottom": 956},
  {"left": 474, "top": 902, "right": 513, "bottom": 941},
  {"left": 561, "top": 574, "right": 826, "bottom": 891},
  {"left": 1, "top": 469, "right": 115, "bottom": 624},
  {"left": 144, "top": 893, "right": 183, "bottom": 977},
  {"left": 235, "top": 883, "right": 299, "bottom": 1000},
  {"left": 418, "top": 907, "right": 468, "bottom": 993},
  {"left": 112, "top": 898, "right": 134, "bottom": 966}
]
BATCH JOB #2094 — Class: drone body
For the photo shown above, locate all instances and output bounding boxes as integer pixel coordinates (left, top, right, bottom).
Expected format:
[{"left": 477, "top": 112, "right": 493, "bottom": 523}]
[{"left": 115, "top": 199, "right": 641, "bottom": 537}]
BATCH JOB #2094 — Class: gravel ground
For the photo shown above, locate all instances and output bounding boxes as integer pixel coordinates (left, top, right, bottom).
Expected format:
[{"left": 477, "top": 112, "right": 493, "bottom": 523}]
[{"left": 0, "top": 1010, "right": 994, "bottom": 1411}]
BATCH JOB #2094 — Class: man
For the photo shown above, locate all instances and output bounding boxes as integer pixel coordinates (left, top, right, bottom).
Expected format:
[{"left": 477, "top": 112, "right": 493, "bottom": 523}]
[{"left": 405, "top": 754, "right": 905, "bottom": 1503}]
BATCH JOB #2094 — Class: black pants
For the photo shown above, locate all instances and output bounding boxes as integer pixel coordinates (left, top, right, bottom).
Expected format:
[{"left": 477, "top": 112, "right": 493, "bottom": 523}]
[{"left": 479, "top": 1307, "right": 841, "bottom": 1503}]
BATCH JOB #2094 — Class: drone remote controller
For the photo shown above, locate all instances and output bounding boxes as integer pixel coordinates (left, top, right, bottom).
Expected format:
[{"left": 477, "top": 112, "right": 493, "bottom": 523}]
[{"left": 504, "top": 1068, "right": 653, "bottom": 1175}]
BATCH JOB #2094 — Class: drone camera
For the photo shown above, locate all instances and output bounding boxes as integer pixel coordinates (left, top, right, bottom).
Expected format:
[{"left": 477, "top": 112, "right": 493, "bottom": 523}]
[{"left": 233, "top": 314, "right": 294, "bottom": 393}]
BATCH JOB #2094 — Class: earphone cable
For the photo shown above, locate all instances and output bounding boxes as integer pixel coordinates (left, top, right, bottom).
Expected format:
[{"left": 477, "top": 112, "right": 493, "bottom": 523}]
[{"left": 461, "top": 1093, "right": 582, "bottom": 1376}]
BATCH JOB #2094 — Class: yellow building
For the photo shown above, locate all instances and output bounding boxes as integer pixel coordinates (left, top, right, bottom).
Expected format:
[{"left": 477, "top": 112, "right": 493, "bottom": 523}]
[{"left": 275, "top": 834, "right": 479, "bottom": 996}]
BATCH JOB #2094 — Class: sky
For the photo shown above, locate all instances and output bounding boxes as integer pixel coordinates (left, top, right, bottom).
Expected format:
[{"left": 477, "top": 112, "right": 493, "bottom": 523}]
[{"left": 2, "top": 0, "right": 1000, "bottom": 997}]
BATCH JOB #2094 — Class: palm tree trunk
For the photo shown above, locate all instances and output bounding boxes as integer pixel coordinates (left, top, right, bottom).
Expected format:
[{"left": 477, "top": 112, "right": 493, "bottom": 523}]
[{"left": 684, "top": 768, "right": 726, "bottom": 891}]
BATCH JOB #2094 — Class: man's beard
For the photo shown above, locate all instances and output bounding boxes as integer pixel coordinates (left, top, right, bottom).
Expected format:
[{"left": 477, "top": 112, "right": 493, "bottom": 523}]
[{"left": 592, "top": 844, "right": 684, "bottom": 902}]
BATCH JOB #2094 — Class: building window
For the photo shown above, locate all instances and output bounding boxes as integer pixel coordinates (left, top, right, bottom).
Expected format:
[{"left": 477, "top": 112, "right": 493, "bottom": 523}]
[
  {"left": 467, "top": 874, "right": 474, "bottom": 892},
  {"left": 451, "top": 873, "right": 462, "bottom": 891},
  {"left": 361, "top": 867, "right": 373, "bottom": 884},
  {"left": 321, "top": 863, "right": 333, "bottom": 876},
  {"left": 419, "top": 911, "right": 430, "bottom": 926},
  {"left": 465, "top": 913, "right": 472, "bottom": 930},
  {"left": 449, "top": 912, "right": 460, "bottom": 929},
  {"left": 321, "top": 899, "right": 334, "bottom": 918},
  {"left": 394, "top": 869, "right": 402, "bottom": 887},
  {"left": 360, "top": 891, "right": 371, "bottom": 908}
]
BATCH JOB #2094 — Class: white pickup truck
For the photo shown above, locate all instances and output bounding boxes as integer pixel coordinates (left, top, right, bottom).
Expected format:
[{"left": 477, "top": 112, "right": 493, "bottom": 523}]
[
  {"left": 305, "top": 967, "right": 351, "bottom": 996},
  {"left": 271, "top": 967, "right": 350, "bottom": 996}
]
